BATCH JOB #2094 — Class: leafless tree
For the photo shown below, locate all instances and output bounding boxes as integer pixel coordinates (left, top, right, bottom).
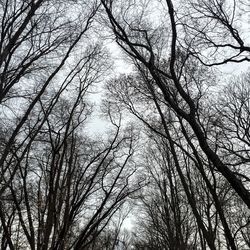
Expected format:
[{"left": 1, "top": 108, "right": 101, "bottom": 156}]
[
  {"left": 101, "top": 0, "right": 250, "bottom": 208},
  {"left": 101, "top": 1, "right": 250, "bottom": 248},
  {"left": 0, "top": 1, "right": 143, "bottom": 249}
]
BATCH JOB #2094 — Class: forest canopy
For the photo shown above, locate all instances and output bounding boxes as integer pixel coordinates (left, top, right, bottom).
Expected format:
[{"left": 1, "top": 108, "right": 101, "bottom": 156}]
[{"left": 0, "top": 0, "right": 250, "bottom": 249}]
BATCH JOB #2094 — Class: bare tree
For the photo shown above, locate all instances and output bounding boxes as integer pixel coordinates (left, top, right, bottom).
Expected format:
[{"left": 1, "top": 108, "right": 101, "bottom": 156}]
[
  {"left": 100, "top": 1, "right": 250, "bottom": 248},
  {"left": 101, "top": 0, "right": 250, "bottom": 208},
  {"left": 0, "top": 1, "right": 143, "bottom": 249}
]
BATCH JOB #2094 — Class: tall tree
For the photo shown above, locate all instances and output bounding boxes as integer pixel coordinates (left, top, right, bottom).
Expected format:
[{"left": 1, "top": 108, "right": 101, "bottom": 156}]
[
  {"left": 0, "top": 1, "right": 142, "bottom": 249},
  {"left": 101, "top": 0, "right": 250, "bottom": 248}
]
